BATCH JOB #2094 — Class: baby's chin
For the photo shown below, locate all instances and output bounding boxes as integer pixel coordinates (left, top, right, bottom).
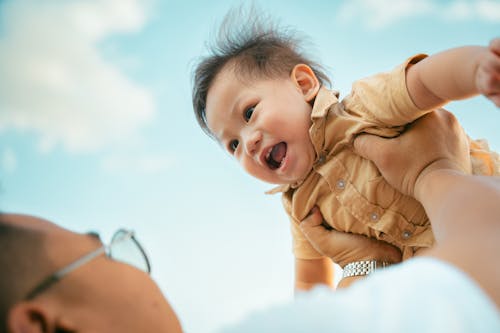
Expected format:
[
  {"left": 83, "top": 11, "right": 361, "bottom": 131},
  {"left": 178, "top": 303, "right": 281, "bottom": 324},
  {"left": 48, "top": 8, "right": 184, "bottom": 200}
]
[
  {"left": 261, "top": 174, "right": 308, "bottom": 188},
  {"left": 253, "top": 160, "right": 313, "bottom": 186}
]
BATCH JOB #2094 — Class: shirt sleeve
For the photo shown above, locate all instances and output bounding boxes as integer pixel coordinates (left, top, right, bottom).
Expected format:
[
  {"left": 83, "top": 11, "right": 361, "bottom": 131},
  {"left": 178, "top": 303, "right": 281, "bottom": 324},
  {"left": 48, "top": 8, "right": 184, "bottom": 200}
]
[
  {"left": 344, "top": 54, "right": 433, "bottom": 127},
  {"left": 217, "top": 258, "right": 500, "bottom": 333}
]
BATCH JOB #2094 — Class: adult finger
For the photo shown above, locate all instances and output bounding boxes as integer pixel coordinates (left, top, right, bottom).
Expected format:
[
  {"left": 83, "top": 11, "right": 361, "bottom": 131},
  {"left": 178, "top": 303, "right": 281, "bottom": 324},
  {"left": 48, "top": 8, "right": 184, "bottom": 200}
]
[{"left": 353, "top": 134, "right": 389, "bottom": 163}]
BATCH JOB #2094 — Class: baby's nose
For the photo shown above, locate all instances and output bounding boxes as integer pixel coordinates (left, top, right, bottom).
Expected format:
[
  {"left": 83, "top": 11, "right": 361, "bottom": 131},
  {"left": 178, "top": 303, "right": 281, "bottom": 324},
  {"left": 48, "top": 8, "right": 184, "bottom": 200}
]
[{"left": 244, "top": 131, "right": 261, "bottom": 155}]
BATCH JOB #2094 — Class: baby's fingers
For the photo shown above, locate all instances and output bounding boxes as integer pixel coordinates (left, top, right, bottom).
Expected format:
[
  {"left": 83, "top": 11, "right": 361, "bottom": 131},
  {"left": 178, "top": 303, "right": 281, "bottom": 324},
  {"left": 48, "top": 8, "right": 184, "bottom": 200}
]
[
  {"left": 489, "top": 38, "right": 500, "bottom": 56},
  {"left": 487, "top": 93, "right": 500, "bottom": 107}
]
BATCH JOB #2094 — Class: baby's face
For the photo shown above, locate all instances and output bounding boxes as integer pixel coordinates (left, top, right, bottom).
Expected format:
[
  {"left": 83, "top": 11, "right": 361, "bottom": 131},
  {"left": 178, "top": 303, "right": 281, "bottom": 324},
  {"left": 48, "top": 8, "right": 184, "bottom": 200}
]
[{"left": 205, "top": 66, "right": 316, "bottom": 185}]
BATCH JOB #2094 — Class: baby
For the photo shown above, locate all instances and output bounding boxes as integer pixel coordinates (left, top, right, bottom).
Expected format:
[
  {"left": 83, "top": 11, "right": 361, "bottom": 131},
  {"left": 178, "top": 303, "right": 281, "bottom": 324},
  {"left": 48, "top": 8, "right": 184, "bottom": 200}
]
[{"left": 192, "top": 11, "right": 500, "bottom": 289}]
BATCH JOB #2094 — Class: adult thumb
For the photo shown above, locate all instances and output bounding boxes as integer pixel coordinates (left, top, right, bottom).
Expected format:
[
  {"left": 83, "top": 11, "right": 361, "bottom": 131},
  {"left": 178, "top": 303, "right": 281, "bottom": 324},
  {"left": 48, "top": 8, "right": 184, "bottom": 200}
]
[{"left": 353, "top": 134, "right": 387, "bottom": 162}]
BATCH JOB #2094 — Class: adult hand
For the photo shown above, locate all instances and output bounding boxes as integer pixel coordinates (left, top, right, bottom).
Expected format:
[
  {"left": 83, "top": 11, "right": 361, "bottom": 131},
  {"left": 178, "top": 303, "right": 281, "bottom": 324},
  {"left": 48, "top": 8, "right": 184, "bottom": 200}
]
[
  {"left": 353, "top": 110, "right": 471, "bottom": 200},
  {"left": 299, "top": 207, "right": 402, "bottom": 269}
]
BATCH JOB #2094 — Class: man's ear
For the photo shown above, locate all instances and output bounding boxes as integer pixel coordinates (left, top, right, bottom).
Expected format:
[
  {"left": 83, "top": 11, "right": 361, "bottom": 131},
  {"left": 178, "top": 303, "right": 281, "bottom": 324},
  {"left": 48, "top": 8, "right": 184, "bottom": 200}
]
[
  {"left": 7, "top": 302, "right": 51, "bottom": 333},
  {"left": 290, "top": 64, "right": 320, "bottom": 102},
  {"left": 7, "top": 301, "right": 76, "bottom": 333}
]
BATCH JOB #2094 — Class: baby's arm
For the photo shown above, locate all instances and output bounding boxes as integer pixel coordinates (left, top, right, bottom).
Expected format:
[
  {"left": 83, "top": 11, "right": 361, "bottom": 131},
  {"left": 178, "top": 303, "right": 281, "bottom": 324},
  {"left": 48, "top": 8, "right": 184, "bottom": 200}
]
[{"left": 406, "top": 38, "right": 500, "bottom": 110}]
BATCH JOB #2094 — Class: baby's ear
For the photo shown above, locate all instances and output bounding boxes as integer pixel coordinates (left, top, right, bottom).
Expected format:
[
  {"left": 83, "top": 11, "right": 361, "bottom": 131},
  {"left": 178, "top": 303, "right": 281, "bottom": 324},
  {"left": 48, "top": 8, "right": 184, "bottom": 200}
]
[{"left": 291, "top": 64, "right": 320, "bottom": 102}]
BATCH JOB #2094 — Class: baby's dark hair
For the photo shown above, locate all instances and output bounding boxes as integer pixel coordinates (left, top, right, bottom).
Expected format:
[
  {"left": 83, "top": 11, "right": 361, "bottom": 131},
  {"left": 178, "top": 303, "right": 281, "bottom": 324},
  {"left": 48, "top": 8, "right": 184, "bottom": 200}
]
[{"left": 191, "top": 6, "right": 330, "bottom": 139}]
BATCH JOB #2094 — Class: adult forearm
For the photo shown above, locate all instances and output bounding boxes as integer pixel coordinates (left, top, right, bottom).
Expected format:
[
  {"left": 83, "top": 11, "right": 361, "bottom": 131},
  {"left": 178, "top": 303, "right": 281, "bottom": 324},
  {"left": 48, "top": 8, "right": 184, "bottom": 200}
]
[
  {"left": 417, "top": 169, "right": 500, "bottom": 307},
  {"left": 416, "top": 169, "right": 500, "bottom": 240},
  {"left": 294, "top": 257, "right": 334, "bottom": 292}
]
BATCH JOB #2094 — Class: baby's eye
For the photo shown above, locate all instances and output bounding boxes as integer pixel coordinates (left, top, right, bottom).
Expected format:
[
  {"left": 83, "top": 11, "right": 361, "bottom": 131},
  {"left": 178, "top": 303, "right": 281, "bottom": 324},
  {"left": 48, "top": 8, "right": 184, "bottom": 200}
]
[
  {"left": 229, "top": 139, "right": 239, "bottom": 152},
  {"left": 244, "top": 106, "right": 254, "bottom": 122}
]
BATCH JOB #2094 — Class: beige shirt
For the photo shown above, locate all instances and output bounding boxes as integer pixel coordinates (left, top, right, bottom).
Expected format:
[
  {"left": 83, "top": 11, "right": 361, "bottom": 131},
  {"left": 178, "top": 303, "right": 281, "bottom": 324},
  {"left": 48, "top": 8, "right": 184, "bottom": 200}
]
[{"left": 271, "top": 55, "right": 500, "bottom": 260}]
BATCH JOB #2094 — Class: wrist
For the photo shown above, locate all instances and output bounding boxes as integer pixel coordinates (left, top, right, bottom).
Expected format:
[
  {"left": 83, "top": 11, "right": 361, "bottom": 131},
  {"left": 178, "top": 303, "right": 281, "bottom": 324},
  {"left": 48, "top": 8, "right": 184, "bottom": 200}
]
[
  {"left": 414, "top": 160, "right": 467, "bottom": 202},
  {"left": 337, "top": 276, "right": 363, "bottom": 289}
]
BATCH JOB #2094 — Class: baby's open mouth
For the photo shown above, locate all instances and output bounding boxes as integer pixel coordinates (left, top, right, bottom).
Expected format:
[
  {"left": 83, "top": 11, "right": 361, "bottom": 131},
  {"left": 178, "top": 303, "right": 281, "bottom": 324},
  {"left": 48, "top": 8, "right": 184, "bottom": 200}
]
[{"left": 265, "top": 142, "right": 287, "bottom": 170}]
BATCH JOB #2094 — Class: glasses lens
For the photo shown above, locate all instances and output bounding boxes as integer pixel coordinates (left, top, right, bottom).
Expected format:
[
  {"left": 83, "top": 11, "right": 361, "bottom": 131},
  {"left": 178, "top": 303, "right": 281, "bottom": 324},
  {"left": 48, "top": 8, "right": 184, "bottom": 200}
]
[{"left": 110, "top": 230, "right": 151, "bottom": 273}]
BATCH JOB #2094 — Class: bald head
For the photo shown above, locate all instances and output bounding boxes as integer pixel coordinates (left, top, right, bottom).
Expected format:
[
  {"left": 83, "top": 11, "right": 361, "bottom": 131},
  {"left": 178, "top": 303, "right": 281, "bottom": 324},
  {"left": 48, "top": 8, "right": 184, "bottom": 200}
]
[
  {"left": 0, "top": 214, "right": 56, "bottom": 331},
  {"left": 1, "top": 213, "right": 183, "bottom": 333}
]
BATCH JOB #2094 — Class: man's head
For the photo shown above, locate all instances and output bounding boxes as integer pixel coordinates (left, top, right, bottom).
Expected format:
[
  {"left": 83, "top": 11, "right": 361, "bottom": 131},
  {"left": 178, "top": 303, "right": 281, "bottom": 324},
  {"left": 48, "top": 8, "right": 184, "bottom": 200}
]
[
  {"left": 0, "top": 213, "right": 182, "bottom": 333},
  {"left": 192, "top": 8, "right": 330, "bottom": 185}
]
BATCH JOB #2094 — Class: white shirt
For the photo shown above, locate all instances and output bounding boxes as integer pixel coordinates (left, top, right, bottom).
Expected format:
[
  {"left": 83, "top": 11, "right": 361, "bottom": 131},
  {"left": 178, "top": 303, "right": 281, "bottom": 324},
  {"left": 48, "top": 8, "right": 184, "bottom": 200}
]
[{"left": 218, "top": 258, "right": 500, "bottom": 333}]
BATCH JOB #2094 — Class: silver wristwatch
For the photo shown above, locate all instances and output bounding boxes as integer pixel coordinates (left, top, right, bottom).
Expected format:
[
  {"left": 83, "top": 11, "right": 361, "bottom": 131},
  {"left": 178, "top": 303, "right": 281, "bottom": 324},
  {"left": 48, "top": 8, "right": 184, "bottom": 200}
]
[{"left": 342, "top": 260, "right": 391, "bottom": 278}]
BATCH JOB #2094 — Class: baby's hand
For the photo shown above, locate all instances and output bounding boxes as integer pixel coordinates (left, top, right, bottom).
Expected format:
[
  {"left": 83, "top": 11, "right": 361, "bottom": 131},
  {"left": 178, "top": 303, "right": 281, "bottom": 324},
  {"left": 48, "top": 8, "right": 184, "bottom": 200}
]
[{"left": 476, "top": 38, "right": 500, "bottom": 107}]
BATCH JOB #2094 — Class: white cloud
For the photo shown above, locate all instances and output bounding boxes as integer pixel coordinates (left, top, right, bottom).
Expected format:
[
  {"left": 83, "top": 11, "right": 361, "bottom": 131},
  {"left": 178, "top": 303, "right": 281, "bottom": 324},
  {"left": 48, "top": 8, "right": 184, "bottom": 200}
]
[
  {"left": 337, "top": 0, "right": 435, "bottom": 29},
  {"left": 101, "top": 153, "right": 177, "bottom": 174},
  {"left": 1, "top": 148, "right": 17, "bottom": 174},
  {"left": 337, "top": 0, "right": 500, "bottom": 29},
  {"left": 0, "top": 0, "right": 155, "bottom": 153},
  {"left": 446, "top": 0, "right": 500, "bottom": 22}
]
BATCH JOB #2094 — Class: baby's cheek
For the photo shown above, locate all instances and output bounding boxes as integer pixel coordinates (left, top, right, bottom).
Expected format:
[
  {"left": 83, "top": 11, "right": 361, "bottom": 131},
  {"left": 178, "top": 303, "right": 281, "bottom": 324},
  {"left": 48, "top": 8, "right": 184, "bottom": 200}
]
[{"left": 242, "top": 160, "right": 265, "bottom": 181}]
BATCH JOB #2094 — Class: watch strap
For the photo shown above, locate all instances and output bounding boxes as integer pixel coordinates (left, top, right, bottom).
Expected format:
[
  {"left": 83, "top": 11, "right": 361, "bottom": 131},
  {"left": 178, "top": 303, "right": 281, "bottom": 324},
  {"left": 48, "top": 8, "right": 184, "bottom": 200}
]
[{"left": 342, "top": 260, "right": 391, "bottom": 278}]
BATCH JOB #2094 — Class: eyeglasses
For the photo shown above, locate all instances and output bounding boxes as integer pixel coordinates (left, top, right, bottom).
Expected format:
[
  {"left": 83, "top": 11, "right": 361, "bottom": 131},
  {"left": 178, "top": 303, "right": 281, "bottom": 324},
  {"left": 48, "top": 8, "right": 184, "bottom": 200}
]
[{"left": 25, "top": 229, "right": 151, "bottom": 300}]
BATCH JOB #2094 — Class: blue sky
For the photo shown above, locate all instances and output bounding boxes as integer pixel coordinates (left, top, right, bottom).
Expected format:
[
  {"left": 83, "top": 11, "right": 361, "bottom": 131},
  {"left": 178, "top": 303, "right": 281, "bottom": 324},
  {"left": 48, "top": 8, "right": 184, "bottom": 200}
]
[{"left": 0, "top": 0, "right": 499, "bottom": 332}]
